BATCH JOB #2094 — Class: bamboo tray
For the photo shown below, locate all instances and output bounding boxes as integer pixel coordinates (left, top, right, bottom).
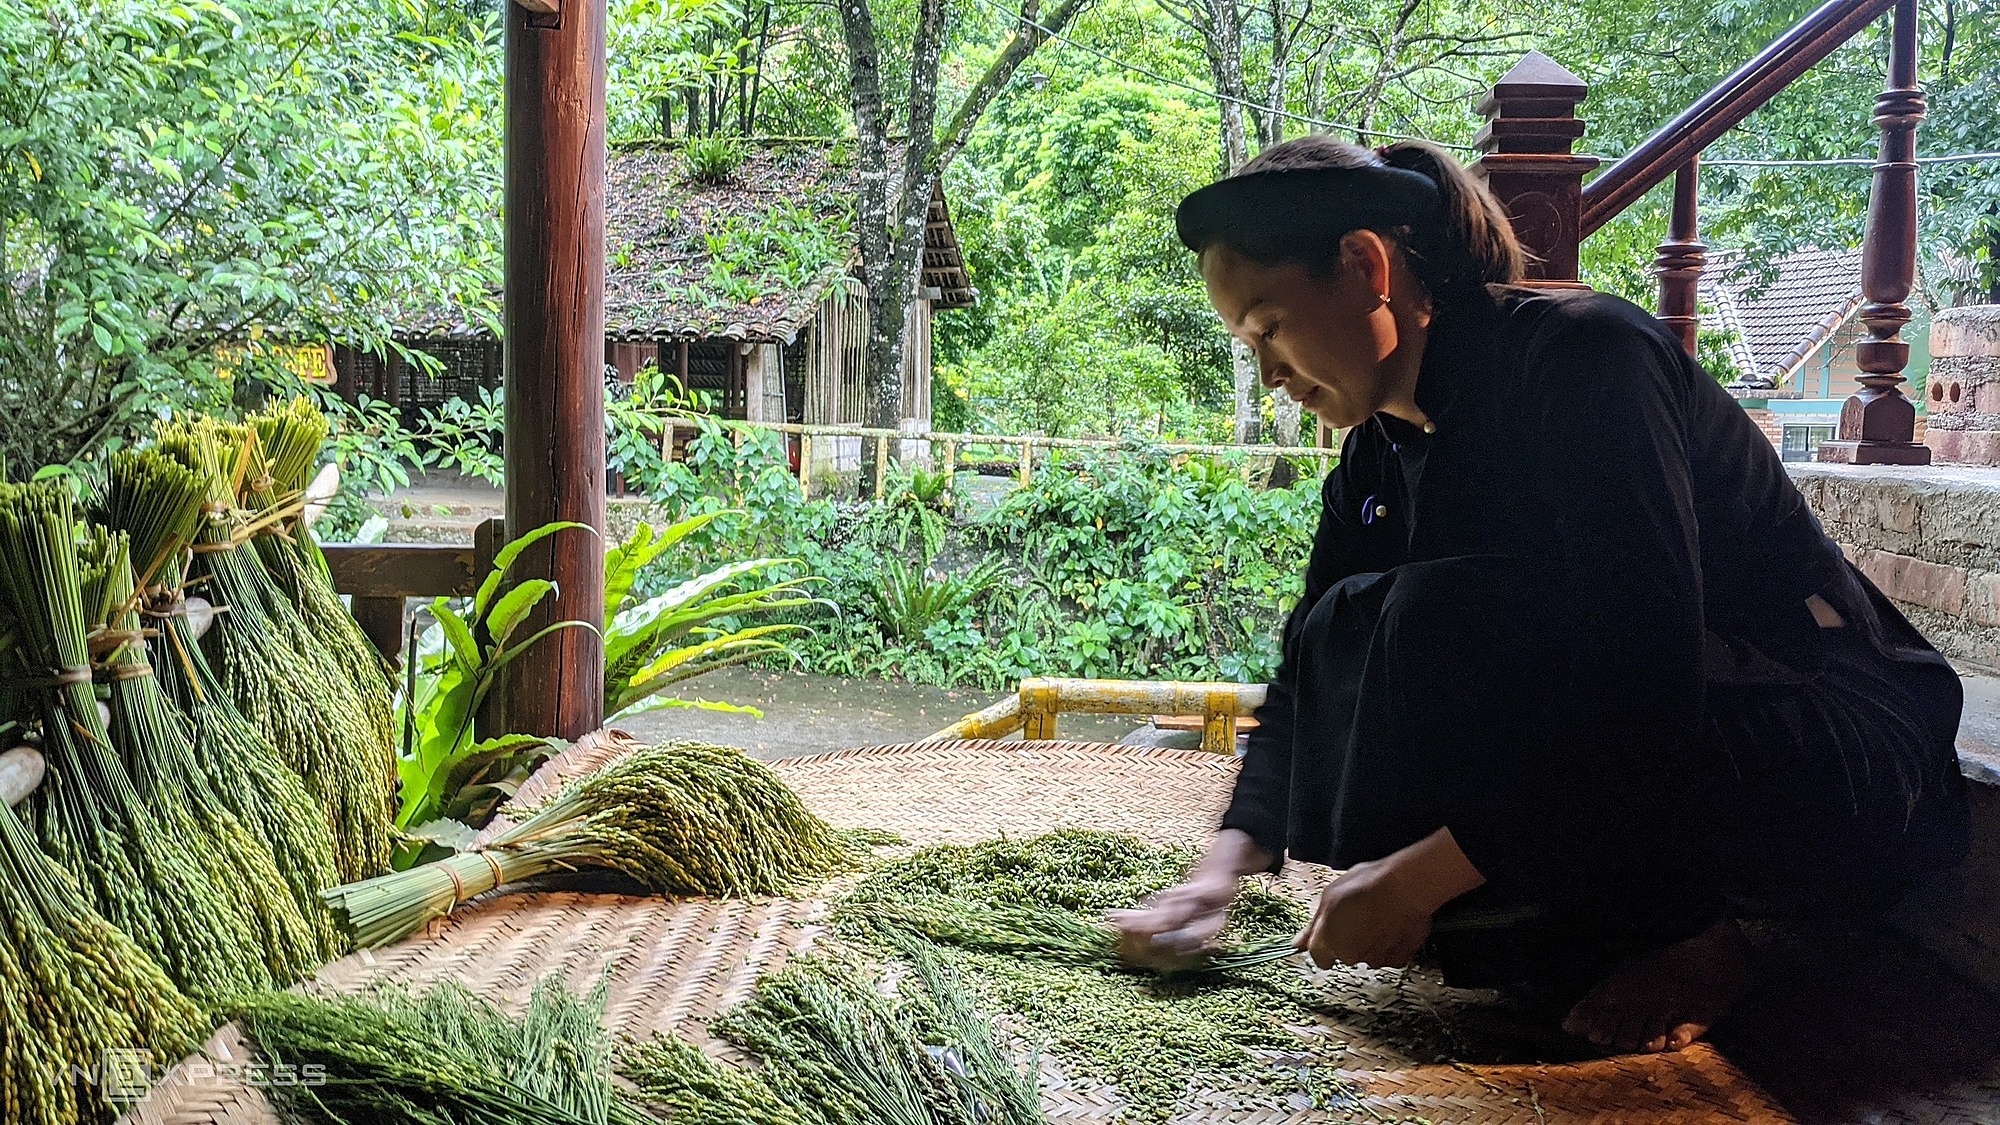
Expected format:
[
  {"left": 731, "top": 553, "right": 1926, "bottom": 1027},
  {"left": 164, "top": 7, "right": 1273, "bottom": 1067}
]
[{"left": 122, "top": 736, "right": 1797, "bottom": 1125}]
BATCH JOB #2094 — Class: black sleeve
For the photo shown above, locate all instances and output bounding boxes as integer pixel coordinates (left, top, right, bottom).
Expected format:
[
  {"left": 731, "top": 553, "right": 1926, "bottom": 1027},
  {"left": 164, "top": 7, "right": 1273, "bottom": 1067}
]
[
  {"left": 1444, "top": 301, "right": 1708, "bottom": 891},
  {"left": 1219, "top": 448, "right": 1368, "bottom": 868}
]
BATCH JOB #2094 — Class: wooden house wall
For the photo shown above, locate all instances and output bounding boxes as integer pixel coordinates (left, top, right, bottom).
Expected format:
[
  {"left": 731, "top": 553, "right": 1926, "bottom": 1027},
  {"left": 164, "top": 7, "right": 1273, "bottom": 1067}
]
[{"left": 803, "top": 282, "right": 933, "bottom": 426}]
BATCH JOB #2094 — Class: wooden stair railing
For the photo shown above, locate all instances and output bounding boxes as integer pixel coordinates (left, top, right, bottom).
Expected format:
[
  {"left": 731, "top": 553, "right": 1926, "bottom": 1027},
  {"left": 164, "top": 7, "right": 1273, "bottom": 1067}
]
[{"left": 1479, "top": 0, "right": 1931, "bottom": 465}]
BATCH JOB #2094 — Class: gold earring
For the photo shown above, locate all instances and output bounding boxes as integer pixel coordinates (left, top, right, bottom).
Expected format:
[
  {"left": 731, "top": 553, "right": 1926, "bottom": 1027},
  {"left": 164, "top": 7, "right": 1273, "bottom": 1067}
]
[{"left": 1378, "top": 293, "right": 1392, "bottom": 309}]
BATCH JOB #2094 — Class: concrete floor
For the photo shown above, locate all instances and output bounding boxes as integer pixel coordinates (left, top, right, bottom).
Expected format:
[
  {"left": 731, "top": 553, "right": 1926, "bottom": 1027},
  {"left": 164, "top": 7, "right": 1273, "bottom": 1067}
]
[{"left": 612, "top": 666, "right": 1145, "bottom": 757}]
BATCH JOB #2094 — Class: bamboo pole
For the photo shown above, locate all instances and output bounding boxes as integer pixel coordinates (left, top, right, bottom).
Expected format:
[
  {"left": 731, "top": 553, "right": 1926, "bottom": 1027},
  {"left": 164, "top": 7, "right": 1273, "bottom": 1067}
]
[
  {"left": 873, "top": 435, "right": 889, "bottom": 500},
  {"left": 697, "top": 418, "right": 1340, "bottom": 460}
]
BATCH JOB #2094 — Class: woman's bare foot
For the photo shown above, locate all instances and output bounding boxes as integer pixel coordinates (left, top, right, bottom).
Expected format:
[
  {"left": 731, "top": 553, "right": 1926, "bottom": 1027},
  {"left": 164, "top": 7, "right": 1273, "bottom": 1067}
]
[{"left": 1561, "top": 919, "right": 1753, "bottom": 1054}]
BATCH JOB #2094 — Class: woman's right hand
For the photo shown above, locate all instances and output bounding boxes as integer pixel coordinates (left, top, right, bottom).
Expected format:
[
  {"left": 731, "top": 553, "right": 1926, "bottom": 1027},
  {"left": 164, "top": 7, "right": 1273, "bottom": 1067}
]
[
  {"left": 1106, "top": 829, "right": 1273, "bottom": 971},
  {"left": 1107, "top": 872, "right": 1239, "bottom": 970}
]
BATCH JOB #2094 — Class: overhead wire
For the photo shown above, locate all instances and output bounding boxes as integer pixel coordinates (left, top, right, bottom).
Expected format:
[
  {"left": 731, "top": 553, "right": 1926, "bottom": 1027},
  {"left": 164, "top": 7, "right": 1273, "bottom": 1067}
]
[
  {"left": 958, "top": 0, "right": 2000, "bottom": 172},
  {"left": 962, "top": 0, "right": 1480, "bottom": 150}
]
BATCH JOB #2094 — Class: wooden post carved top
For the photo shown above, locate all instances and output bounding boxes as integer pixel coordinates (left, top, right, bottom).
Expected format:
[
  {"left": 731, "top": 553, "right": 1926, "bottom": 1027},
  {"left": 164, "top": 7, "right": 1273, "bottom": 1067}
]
[
  {"left": 1819, "top": 0, "right": 1929, "bottom": 465},
  {"left": 1476, "top": 52, "right": 1598, "bottom": 284}
]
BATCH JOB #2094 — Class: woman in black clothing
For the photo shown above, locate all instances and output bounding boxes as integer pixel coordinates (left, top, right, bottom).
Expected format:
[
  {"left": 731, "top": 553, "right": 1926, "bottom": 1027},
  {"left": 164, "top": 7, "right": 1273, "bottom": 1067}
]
[{"left": 1109, "top": 135, "right": 1970, "bottom": 1054}]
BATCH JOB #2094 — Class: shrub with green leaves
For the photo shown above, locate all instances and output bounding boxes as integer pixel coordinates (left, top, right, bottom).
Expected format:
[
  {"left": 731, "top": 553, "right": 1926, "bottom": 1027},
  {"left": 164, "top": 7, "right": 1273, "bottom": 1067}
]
[{"left": 641, "top": 427, "right": 1320, "bottom": 689}]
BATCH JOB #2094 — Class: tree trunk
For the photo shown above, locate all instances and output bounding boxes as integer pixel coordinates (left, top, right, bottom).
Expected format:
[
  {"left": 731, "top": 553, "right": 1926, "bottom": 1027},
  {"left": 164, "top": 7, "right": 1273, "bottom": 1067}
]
[
  {"left": 841, "top": 0, "right": 1090, "bottom": 489},
  {"left": 1205, "top": 0, "right": 1252, "bottom": 175},
  {"left": 1273, "top": 390, "right": 1301, "bottom": 445},
  {"left": 1232, "top": 339, "right": 1260, "bottom": 444}
]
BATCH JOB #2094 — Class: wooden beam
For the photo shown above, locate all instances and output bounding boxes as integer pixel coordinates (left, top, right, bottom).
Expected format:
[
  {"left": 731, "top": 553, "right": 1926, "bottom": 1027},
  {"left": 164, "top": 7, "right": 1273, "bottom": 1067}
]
[
  {"left": 513, "top": 0, "right": 559, "bottom": 12},
  {"left": 322, "top": 543, "right": 477, "bottom": 597},
  {"left": 501, "top": 0, "right": 608, "bottom": 739}
]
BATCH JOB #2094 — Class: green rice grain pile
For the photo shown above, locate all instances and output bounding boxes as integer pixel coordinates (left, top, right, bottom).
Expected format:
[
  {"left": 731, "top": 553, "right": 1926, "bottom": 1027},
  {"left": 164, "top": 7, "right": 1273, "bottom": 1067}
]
[
  {"left": 81, "top": 527, "right": 323, "bottom": 984},
  {"left": 242, "top": 400, "right": 398, "bottom": 767},
  {"left": 0, "top": 801, "right": 204, "bottom": 1125},
  {"left": 832, "top": 830, "right": 1329, "bottom": 1121},
  {"left": 0, "top": 481, "right": 274, "bottom": 1003},
  {"left": 235, "top": 973, "right": 655, "bottom": 1125}
]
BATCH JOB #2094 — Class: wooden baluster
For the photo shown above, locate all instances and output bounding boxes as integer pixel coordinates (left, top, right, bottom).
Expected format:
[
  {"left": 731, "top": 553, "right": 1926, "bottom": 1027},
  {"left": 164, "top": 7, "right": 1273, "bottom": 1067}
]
[
  {"left": 1475, "top": 52, "right": 1598, "bottom": 285},
  {"left": 1819, "top": 0, "right": 1929, "bottom": 465},
  {"left": 1655, "top": 159, "right": 1705, "bottom": 357}
]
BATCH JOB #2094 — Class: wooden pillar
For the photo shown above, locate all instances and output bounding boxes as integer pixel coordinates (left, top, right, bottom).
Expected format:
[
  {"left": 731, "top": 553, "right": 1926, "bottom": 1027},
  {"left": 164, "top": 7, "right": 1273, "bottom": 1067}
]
[
  {"left": 1474, "top": 52, "right": 1597, "bottom": 284},
  {"left": 1655, "top": 159, "right": 1705, "bottom": 357},
  {"left": 501, "top": 0, "right": 608, "bottom": 739},
  {"left": 351, "top": 597, "right": 407, "bottom": 668},
  {"left": 1819, "top": 0, "right": 1929, "bottom": 465}
]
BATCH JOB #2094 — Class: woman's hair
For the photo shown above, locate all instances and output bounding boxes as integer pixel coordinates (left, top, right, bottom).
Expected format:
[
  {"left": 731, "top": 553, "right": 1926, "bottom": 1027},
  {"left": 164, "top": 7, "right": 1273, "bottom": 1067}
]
[{"left": 1223, "top": 135, "right": 1525, "bottom": 297}]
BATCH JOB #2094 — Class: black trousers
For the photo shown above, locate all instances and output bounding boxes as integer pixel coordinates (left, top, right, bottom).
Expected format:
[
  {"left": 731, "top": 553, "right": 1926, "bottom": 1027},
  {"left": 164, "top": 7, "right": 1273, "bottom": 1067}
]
[{"left": 1277, "top": 558, "right": 1970, "bottom": 999}]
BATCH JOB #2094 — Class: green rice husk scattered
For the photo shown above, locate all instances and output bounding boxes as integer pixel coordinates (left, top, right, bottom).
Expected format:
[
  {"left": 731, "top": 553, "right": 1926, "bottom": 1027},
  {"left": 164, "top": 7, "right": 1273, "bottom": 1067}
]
[
  {"left": 157, "top": 418, "right": 393, "bottom": 882},
  {"left": 323, "top": 741, "right": 865, "bottom": 949},
  {"left": 0, "top": 802, "right": 204, "bottom": 1125},
  {"left": 80, "top": 526, "right": 321, "bottom": 985},
  {"left": 831, "top": 831, "right": 1330, "bottom": 1122},
  {"left": 708, "top": 949, "right": 1046, "bottom": 1125},
  {"left": 0, "top": 480, "right": 271, "bottom": 1003},
  {"left": 234, "top": 973, "right": 654, "bottom": 1125},
  {"left": 100, "top": 448, "right": 343, "bottom": 953}
]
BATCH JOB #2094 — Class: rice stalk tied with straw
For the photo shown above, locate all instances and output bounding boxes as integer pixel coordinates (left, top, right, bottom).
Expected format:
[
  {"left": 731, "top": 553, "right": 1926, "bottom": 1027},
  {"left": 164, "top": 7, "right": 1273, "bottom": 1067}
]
[
  {"left": 0, "top": 480, "right": 272, "bottom": 1002},
  {"left": 157, "top": 418, "right": 392, "bottom": 882},
  {"left": 242, "top": 399, "right": 397, "bottom": 769},
  {"left": 323, "top": 741, "right": 860, "bottom": 949},
  {"left": 100, "top": 448, "right": 342, "bottom": 952},
  {"left": 0, "top": 801, "right": 205, "bottom": 1125},
  {"left": 81, "top": 526, "right": 323, "bottom": 984}
]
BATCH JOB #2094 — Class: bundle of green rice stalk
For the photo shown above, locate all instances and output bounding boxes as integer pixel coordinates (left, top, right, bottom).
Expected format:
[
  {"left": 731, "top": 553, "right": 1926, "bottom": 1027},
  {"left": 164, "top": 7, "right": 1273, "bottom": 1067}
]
[
  {"left": 80, "top": 525, "right": 323, "bottom": 983},
  {"left": 241, "top": 399, "right": 396, "bottom": 764},
  {"left": 233, "top": 973, "right": 656, "bottom": 1125},
  {"left": 618, "top": 1037, "right": 807, "bottom": 1125},
  {"left": 99, "top": 449, "right": 341, "bottom": 955},
  {"left": 711, "top": 950, "right": 1046, "bottom": 1125},
  {"left": 0, "top": 801, "right": 205, "bottom": 1125},
  {"left": 0, "top": 479, "right": 274, "bottom": 1002},
  {"left": 324, "top": 741, "right": 859, "bottom": 949},
  {"left": 157, "top": 418, "right": 392, "bottom": 882}
]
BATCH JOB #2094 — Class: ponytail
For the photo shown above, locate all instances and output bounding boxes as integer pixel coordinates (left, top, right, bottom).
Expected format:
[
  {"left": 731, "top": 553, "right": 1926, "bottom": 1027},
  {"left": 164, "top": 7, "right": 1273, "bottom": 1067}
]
[{"left": 1376, "top": 141, "right": 1525, "bottom": 292}]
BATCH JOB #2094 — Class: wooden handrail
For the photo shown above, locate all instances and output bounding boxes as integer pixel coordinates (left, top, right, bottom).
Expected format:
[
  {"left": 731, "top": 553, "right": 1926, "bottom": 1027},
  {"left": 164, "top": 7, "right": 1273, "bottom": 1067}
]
[{"left": 1578, "top": 0, "right": 1897, "bottom": 237}]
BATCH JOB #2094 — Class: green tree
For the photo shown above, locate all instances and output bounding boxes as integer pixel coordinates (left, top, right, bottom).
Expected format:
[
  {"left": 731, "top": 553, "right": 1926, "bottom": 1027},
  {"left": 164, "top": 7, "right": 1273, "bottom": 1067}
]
[{"left": 0, "top": 0, "right": 502, "bottom": 471}]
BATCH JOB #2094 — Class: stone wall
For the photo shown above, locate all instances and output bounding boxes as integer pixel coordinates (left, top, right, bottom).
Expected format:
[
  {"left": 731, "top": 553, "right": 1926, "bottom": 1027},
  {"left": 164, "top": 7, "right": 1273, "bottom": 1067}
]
[
  {"left": 1789, "top": 461, "right": 2000, "bottom": 993},
  {"left": 1789, "top": 462, "right": 2000, "bottom": 672}
]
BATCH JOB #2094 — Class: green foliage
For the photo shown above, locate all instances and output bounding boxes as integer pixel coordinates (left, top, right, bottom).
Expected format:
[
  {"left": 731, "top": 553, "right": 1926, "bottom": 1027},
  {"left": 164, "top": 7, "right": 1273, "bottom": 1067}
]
[
  {"left": 608, "top": 0, "right": 754, "bottom": 142},
  {"left": 1697, "top": 319, "right": 1747, "bottom": 386},
  {"left": 642, "top": 427, "right": 1318, "bottom": 690},
  {"left": 0, "top": 0, "right": 501, "bottom": 471},
  {"left": 601, "top": 517, "right": 825, "bottom": 720},
  {"left": 865, "top": 557, "right": 1003, "bottom": 642},
  {"left": 394, "top": 521, "right": 598, "bottom": 868},
  {"left": 685, "top": 134, "right": 751, "bottom": 184}
]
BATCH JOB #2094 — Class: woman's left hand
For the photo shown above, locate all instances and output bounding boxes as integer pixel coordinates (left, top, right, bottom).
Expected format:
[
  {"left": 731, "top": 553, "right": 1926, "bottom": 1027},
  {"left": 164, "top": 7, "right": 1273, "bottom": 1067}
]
[
  {"left": 1296, "top": 857, "right": 1435, "bottom": 969},
  {"left": 1296, "top": 827, "right": 1488, "bottom": 970}
]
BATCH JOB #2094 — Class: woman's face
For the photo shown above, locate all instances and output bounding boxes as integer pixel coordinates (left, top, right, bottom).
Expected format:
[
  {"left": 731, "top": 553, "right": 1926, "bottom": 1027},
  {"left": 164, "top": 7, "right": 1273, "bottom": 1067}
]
[{"left": 1200, "top": 237, "right": 1402, "bottom": 429}]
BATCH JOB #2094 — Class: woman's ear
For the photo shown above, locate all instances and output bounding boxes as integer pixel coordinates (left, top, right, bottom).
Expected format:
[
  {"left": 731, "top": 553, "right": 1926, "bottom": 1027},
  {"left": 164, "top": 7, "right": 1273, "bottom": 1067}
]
[{"left": 1339, "top": 230, "right": 1395, "bottom": 302}]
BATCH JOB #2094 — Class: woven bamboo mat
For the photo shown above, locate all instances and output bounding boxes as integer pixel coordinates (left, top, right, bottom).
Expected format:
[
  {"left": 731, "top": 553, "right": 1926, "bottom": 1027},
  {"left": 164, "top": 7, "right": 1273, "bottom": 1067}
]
[{"left": 122, "top": 735, "right": 1797, "bottom": 1125}]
